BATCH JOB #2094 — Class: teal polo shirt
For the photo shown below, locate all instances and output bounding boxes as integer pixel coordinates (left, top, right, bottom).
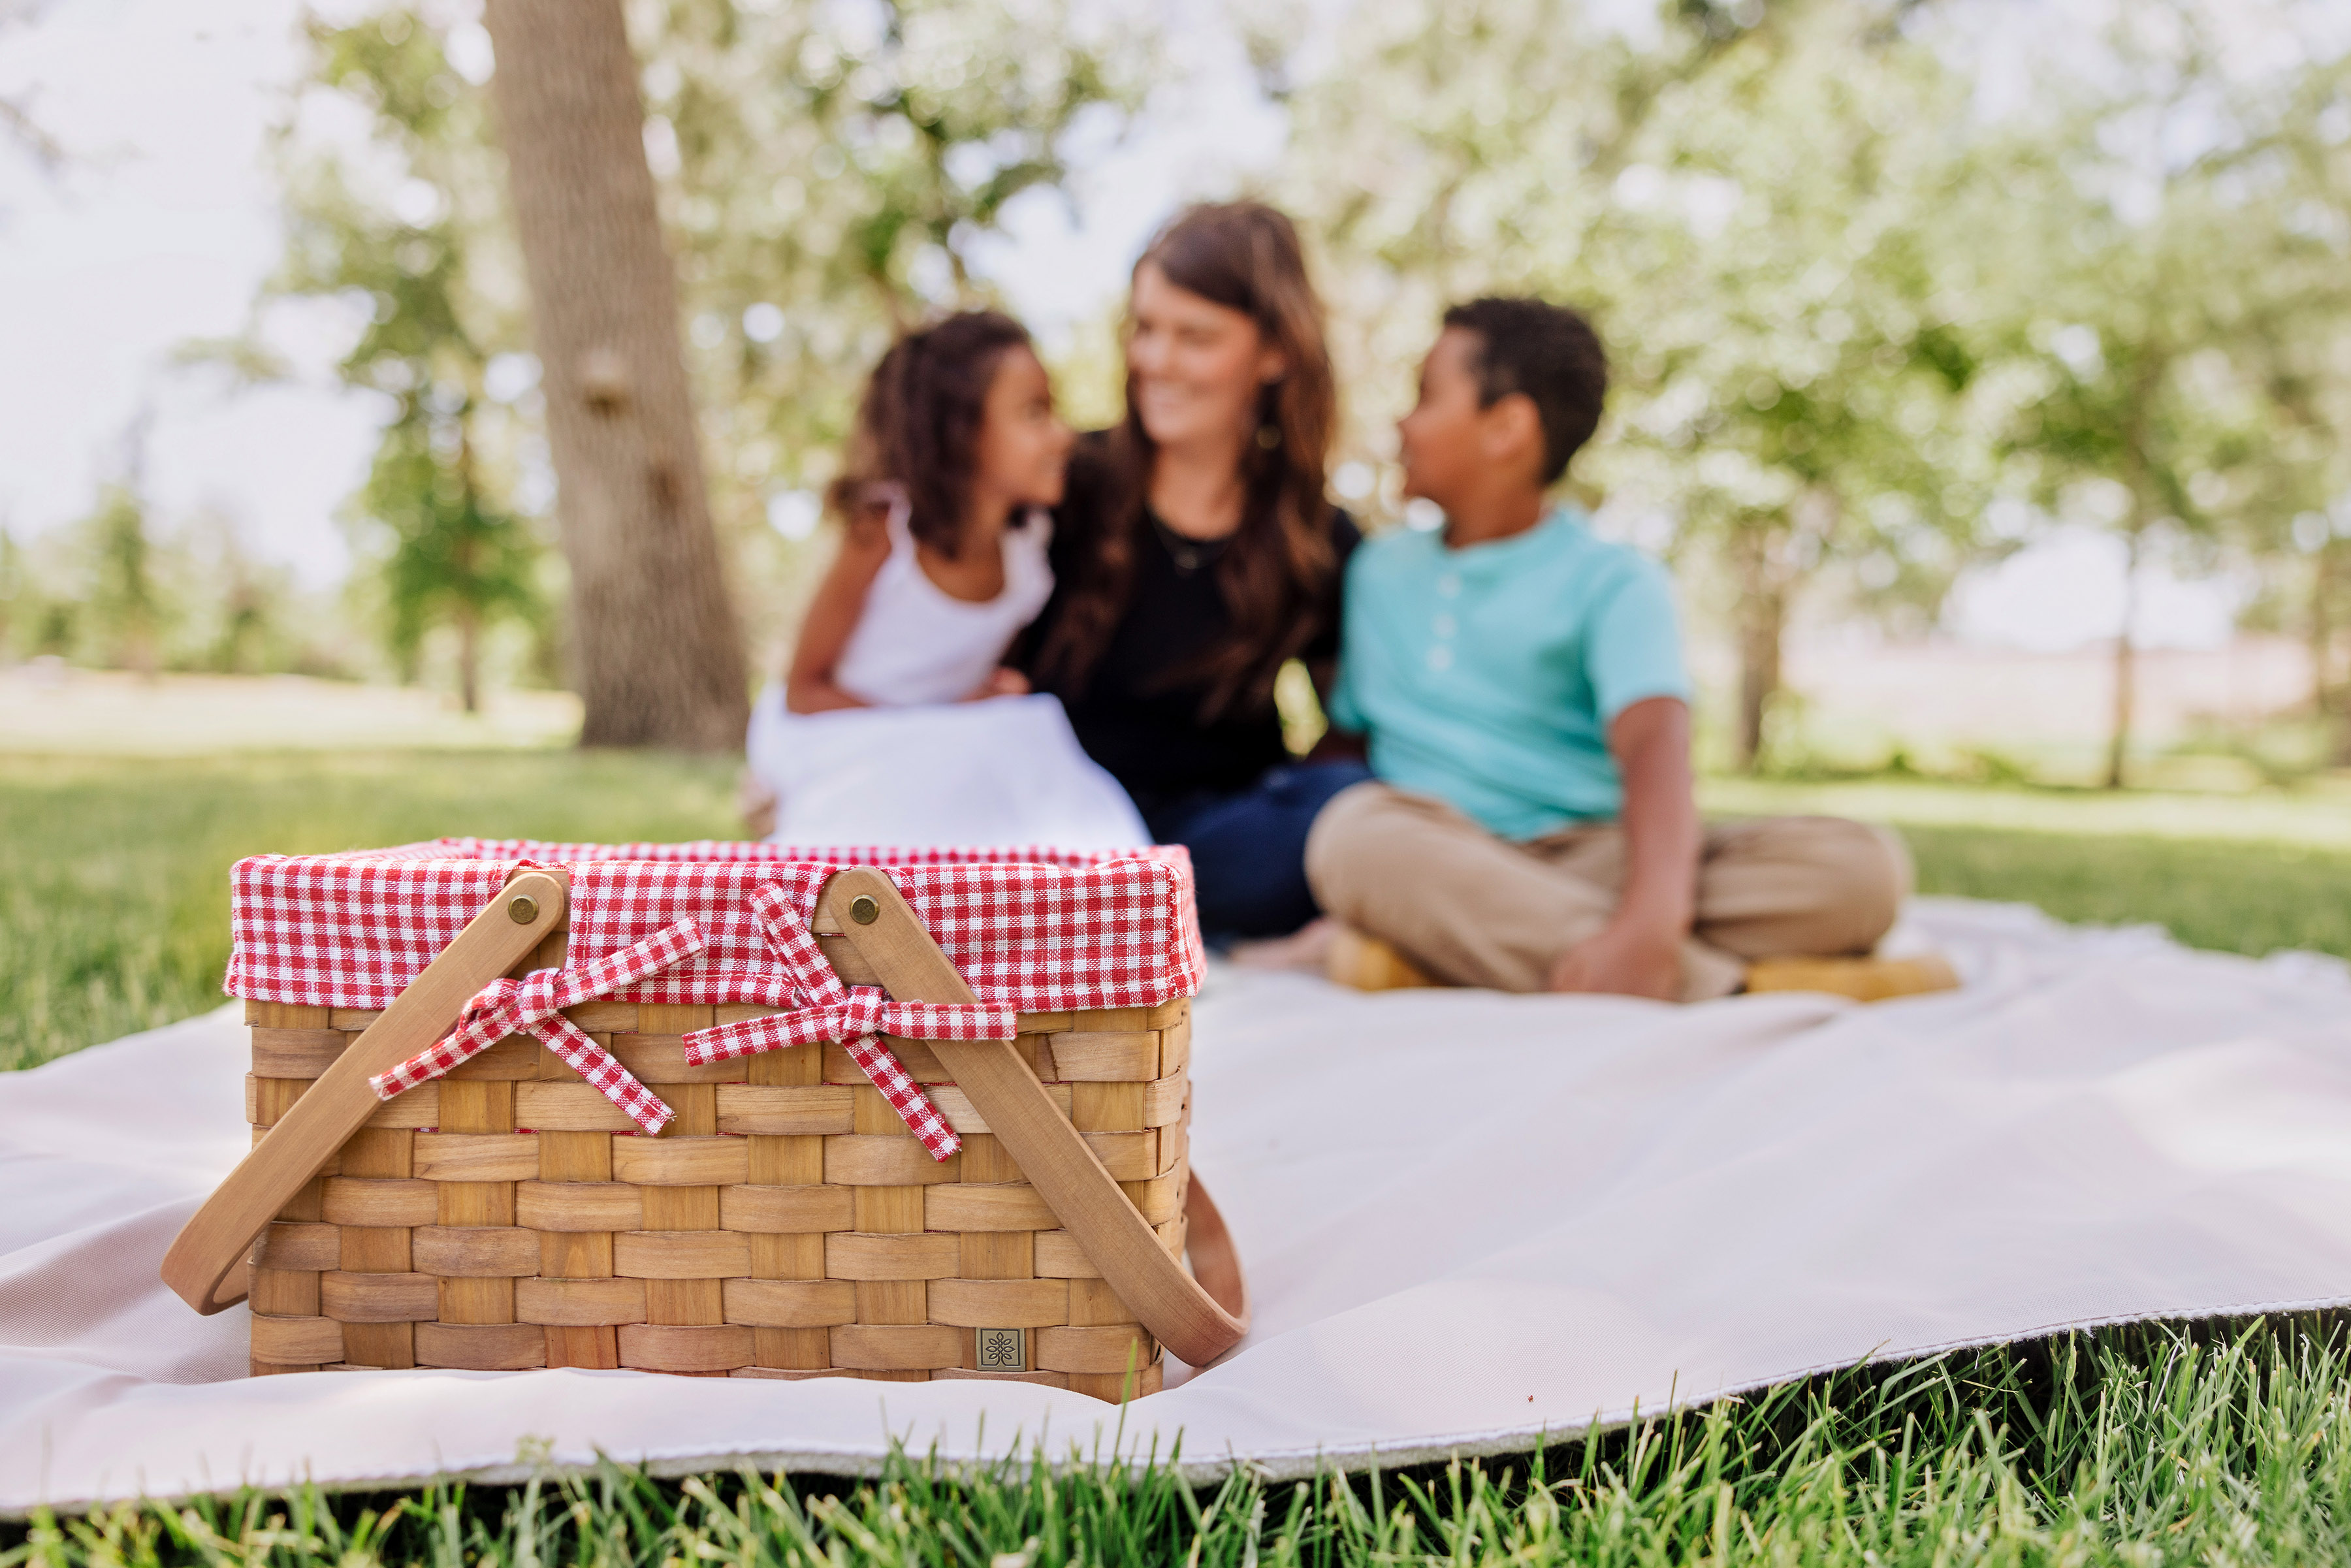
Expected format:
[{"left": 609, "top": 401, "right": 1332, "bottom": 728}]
[{"left": 1327, "top": 507, "right": 1691, "bottom": 840}]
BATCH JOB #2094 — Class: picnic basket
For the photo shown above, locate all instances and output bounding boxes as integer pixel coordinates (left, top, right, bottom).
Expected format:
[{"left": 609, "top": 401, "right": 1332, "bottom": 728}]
[{"left": 161, "top": 840, "right": 1248, "bottom": 1400}]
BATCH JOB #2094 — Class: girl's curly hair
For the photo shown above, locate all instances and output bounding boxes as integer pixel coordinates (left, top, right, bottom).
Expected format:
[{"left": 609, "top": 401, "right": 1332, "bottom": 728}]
[{"left": 827, "top": 310, "right": 1035, "bottom": 558}]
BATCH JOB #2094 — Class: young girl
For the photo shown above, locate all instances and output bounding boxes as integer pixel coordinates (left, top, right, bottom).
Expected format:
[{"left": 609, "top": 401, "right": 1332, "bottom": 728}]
[{"left": 744, "top": 311, "right": 1148, "bottom": 848}]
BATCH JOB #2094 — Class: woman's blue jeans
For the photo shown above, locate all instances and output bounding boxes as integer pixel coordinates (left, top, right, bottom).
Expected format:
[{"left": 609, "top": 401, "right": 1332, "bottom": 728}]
[{"left": 1140, "top": 761, "right": 1375, "bottom": 944}]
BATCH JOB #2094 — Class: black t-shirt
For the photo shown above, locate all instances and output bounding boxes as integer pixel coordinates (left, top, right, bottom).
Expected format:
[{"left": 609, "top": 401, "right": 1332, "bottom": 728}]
[{"left": 1023, "top": 437, "right": 1360, "bottom": 810}]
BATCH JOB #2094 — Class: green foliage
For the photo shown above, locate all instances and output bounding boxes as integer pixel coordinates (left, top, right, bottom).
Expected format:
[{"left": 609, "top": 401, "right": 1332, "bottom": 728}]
[
  {"left": 0, "top": 531, "right": 25, "bottom": 656},
  {"left": 182, "top": 515, "right": 308, "bottom": 676},
  {"left": 1952, "top": 8, "right": 2351, "bottom": 784},
  {"left": 9, "top": 1322, "right": 2351, "bottom": 1562},
  {"left": 4, "top": 505, "right": 336, "bottom": 676},
  {"left": 249, "top": 8, "right": 550, "bottom": 707},
  {"left": 639, "top": 0, "right": 1152, "bottom": 658},
  {"left": 1290, "top": 0, "right": 2014, "bottom": 763},
  {"left": 1288, "top": 0, "right": 2351, "bottom": 772},
  {"left": 82, "top": 485, "right": 164, "bottom": 675},
  {"left": 232, "top": 1, "right": 1153, "bottom": 679},
  {"left": 359, "top": 405, "right": 539, "bottom": 704}
]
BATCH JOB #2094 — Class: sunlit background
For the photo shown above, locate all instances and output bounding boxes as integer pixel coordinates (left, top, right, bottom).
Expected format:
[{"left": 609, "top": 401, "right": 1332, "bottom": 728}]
[{"left": 3, "top": 0, "right": 2348, "bottom": 785}]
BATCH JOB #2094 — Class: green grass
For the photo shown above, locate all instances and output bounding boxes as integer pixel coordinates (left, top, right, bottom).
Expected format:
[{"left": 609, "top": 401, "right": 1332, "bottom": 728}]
[
  {"left": 1900, "top": 824, "right": 2351, "bottom": 959},
  {"left": 9, "top": 757, "right": 2343, "bottom": 1072},
  {"left": 1708, "top": 775, "right": 2351, "bottom": 963},
  {"left": 9, "top": 1322, "right": 2351, "bottom": 1564},
  {"left": 1702, "top": 773, "right": 2351, "bottom": 850},
  {"left": 8, "top": 751, "right": 2351, "bottom": 1558},
  {"left": 0, "top": 751, "right": 740, "bottom": 1071}
]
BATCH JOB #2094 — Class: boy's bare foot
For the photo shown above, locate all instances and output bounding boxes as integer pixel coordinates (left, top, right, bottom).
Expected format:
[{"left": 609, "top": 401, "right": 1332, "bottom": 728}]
[
  {"left": 1322, "top": 923, "right": 1439, "bottom": 990},
  {"left": 1744, "top": 953, "right": 1960, "bottom": 1002}
]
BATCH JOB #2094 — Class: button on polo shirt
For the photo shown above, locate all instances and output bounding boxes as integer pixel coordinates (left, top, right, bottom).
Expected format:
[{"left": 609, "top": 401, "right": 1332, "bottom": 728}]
[{"left": 1328, "top": 507, "right": 1692, "bottom": 839}]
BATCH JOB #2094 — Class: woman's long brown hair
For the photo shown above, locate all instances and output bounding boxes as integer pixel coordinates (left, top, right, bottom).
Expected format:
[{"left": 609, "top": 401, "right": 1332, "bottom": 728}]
[{"left": 1031, "top": 201, "right": 1338, "bottom": 720}]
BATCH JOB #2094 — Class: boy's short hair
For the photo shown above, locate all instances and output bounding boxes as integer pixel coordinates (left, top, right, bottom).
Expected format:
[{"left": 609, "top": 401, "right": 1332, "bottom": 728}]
[{"left": 1441, "top": 296, "right": 1607, "bottom": 484}]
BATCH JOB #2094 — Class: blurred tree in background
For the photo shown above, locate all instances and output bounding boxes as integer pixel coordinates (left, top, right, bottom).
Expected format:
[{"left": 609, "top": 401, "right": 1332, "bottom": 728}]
[
  {"left": 187, "top": 0, "right": 1147, "bottom": 711},
  {"left": 1290, "top": 0, "right": 2002, "bottom": 767},
  {"left": 13, "top": 0, "right": 2346, "bottom": 783},
  {"left": 2, "top": 462, "right": 322, "bottom": 676},
  {"left": 642, "top": 0, "right": 1147, "bottom": 663},
  {"left": 1288, "top": 0, "right": 2351, "bottom": 777},
  {"left": 1962, "top": 5, "right": 2351, "bottom": 786},
  {"left": 82, "top": 482, "right": 163, "bottom": 679},
  {"left": 0, "top": 531, "right": 24, "bottom": 657},
  {"left": 160, "top": 7, "right": 552, "bottom": 700},
  {"left": 1574, "top": 8, "right": 2000, "bottom": 769},
  {"left": 483, "top": 0, "right": 749, "bottom": 751},
  {"left": 268, "top": 8, "right": 549, "bottom": 712},
  {"left": 2217, "top": 40, "right": 2351, "bottom": 760},
  {"left": 0, "top": 0, "right": 63, "bottom": 180},
  {"left": 359, "top": 406, "right": 539, "bottom": 711}
]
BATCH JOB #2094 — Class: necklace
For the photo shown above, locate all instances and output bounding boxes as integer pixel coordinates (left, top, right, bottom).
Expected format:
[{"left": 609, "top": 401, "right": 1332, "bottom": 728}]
[{"left": 1149, "top": 511, "right": 1230, "bottom": 575}]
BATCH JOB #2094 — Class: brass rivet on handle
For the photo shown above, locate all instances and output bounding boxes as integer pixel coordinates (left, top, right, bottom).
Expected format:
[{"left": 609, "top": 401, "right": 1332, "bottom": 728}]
[
  {"left": 508, "top": 894, "right": 539, "bottom": 924},
  {"left": 850, "top": 894, "right": 880, "bottom": 925}
]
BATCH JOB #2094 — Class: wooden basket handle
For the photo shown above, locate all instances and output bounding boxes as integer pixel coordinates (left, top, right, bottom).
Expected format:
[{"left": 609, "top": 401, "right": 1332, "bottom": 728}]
[
  {"left": 160, "top": 869, "right": 569, "bottom": 1315},
  {"left": 821, "top": 868, "right": 1250, "bottom": 1369}
]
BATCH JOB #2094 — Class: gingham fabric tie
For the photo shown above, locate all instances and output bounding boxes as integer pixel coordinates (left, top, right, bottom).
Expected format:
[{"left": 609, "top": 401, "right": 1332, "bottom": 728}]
[
  {"left": 370, "top": 920, "right": 707, "bottom": 1136},
  {"left": 680, "top": 884, "right": 1012, "bottom": 1160}
]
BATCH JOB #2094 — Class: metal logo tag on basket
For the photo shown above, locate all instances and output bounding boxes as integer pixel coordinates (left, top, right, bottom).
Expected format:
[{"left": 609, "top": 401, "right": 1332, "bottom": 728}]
[{"left": 161, "top": 840, "right": 1249, "bottom": 1401}]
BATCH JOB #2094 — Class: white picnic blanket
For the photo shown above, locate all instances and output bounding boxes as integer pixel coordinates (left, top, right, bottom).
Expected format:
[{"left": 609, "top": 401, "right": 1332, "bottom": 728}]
[
  {"left": 5, "top": 897, "right": 2350, "bottom": 1514},
  {"left": 744, "top": 690, "right": 1149, "bottom": 850}
]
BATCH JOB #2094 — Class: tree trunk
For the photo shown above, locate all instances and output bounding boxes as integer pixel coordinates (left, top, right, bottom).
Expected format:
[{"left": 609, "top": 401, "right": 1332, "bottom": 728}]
[
  {"left": 1731, "top": 528, "right": 1787, "bottom": 773},
  {"left": 2104, "top": 521, "right": 2142, "bottom": 792},
  {"left": 481, "top": 0, "right": 746, "bottom": 750}
]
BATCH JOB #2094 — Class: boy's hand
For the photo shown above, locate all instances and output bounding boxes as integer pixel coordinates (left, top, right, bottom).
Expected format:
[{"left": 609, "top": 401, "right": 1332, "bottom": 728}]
[
  {"left": 1556, "top": 695, "right": 1700, "bottom": 1002},
  {"left": 1547, "top": 918, "right": 1682, "bottom": 1000}
]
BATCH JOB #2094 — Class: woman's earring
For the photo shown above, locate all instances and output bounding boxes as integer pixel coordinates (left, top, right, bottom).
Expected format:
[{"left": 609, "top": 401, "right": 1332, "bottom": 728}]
[{"left": 1255, "top": 422, "right": 1282, "bottom": 451}]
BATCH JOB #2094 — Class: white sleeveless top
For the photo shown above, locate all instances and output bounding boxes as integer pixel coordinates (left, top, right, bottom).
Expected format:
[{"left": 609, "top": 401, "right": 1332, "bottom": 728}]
[{"left": 831, "top": 492, "right": 1055, "bottom": 707}]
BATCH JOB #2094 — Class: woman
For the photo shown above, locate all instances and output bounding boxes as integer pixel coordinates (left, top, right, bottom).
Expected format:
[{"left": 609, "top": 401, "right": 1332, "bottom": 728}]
[{"left": 1022, "top": 201, "right": 1367, "bottom": 942}]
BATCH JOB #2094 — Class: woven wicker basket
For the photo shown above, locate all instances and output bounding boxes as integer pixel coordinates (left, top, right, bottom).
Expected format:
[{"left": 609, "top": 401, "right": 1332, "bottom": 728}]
[{"left": 169, "top": 842, "right": 1247, "bottom": 1401}]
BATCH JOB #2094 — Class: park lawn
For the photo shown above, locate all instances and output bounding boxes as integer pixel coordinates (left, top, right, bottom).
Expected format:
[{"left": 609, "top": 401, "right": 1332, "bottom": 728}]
[
  {"left": 1708, "top": 775, "right": 2351, "bottom": 961},
  {"left": 0, "top": 750, "right": 741, "bottom": 1072},
  {"left": 7, "top": 752, "right": 2346, "bottom": 1072},
  {"left": 6, "top": 750, "right": 2350, "bottom": 1562}
]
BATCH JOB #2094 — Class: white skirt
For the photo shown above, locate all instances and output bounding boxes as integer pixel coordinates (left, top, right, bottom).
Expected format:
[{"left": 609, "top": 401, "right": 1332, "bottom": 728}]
[{"left": 745, "top": 688, "right": 1150, "bottom": 851}]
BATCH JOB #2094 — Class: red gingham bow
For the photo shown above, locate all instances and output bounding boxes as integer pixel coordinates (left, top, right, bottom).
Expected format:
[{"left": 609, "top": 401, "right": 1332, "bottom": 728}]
[
  {"left": 370, "top": 920, "right": 707, "bottom": 1136},
  {"left": 681, "top": 884, "right": 1012, "bottom": 1160}
]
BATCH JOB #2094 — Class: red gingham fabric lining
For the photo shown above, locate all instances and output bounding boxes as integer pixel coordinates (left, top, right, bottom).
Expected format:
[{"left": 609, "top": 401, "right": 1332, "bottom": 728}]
[
  {"left": 227, "top": 857, "right": 512, "bottom": 1017},
  {"left": 227, "top": 840, "right": 1203, "bottom": 1014},
  {"left": 368, "top": 920, "right": 707, "bottom": 1134},
  {"left": 679, "top": 886, "right": 1015, "bottom": 1159}
]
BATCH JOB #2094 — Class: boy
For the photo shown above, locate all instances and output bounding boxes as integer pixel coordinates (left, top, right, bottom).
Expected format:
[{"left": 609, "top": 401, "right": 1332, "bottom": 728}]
[{"left": 1305, "top": 297, "right": 1910, "bottom": 1000}]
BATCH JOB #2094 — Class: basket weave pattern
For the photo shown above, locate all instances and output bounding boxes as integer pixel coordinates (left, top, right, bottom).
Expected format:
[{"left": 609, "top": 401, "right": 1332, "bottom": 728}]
[{"left": 242, "top": 920, "right": 1189, "bottom": 1401}]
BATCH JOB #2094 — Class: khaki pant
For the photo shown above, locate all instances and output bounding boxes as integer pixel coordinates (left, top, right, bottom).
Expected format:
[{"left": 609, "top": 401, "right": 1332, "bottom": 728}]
[{"left": 1303, "top": 782, "right": 1912, "bottom": 1001}]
